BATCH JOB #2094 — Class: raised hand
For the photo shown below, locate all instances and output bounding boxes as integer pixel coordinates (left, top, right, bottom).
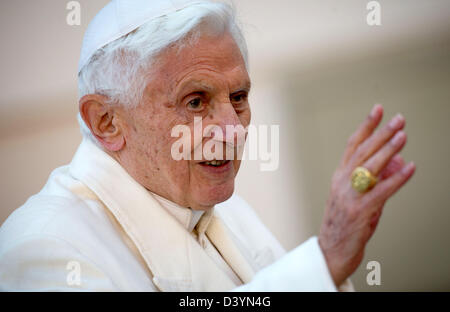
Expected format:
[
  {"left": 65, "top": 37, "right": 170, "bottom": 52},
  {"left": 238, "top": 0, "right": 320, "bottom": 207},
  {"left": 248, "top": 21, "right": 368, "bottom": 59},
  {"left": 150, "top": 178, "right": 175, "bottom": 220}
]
[{"left": 318, "top": 104, "right": 416, "bottom": 286}]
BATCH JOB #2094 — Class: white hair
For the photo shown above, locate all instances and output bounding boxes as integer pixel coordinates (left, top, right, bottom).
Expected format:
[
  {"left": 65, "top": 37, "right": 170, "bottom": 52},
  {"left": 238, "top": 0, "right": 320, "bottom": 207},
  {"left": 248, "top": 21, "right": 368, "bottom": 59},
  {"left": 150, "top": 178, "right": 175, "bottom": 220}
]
[{"left": 77, "top": 1, "right": 248, "bottom": 143}]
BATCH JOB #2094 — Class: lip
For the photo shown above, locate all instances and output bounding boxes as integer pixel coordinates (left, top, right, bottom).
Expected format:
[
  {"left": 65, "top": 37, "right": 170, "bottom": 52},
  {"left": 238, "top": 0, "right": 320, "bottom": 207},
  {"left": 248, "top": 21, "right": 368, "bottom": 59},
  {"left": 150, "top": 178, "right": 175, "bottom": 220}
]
[{"left": 197, "top": 160, "right": 233, "bottom": 175}]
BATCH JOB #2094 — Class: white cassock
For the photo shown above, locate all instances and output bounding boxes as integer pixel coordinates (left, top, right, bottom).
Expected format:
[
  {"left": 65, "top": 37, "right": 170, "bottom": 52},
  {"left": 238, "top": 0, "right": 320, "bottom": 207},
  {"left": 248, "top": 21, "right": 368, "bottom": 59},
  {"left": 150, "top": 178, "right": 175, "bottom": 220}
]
[{"left": 0, "top": 139, "right": 353, "bottom": 291}]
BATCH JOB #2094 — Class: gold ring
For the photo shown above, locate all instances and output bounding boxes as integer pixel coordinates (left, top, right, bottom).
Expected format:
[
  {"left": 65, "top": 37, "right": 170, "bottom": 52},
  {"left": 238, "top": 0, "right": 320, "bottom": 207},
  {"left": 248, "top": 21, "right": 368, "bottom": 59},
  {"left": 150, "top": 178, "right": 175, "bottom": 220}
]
[{"left": 351, "top": 167, "right": 377, "bottom": 193}]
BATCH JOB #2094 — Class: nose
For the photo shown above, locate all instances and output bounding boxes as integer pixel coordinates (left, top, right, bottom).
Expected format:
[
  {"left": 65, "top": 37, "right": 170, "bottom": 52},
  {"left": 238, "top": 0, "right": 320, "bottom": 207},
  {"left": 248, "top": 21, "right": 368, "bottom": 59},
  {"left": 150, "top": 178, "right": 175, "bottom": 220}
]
[{"left": 206, "top": 102, "right": 247, "bottom": 147}]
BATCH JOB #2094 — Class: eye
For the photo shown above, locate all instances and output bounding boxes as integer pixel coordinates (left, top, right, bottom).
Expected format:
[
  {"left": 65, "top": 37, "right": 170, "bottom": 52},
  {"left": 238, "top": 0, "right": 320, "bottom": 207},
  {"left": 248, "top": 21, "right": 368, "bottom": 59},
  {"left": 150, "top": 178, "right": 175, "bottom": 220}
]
[
  {"left": 186, "top": 97, "right": 204, "bottom": 111},
  {"left": 230, "top": 92, "right": 249, "bottom": 110},
  {"left": 231, "top": 92, "right": 247, "bottom": 103}
]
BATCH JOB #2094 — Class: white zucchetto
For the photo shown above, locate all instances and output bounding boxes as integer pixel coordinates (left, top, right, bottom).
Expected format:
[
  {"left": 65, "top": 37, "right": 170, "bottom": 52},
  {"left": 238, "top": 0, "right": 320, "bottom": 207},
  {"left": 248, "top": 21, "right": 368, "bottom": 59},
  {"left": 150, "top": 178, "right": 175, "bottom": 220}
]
[{"left": 78, "top": 0, "right": 206, "bottom": 74}]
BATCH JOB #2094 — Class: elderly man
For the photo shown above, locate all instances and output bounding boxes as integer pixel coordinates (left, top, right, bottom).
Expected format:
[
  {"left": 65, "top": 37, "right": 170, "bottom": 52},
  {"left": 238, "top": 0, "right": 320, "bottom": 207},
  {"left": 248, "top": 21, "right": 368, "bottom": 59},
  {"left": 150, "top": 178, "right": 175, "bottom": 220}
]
[{"left": 0, "top": 0, "right": 415, "bottom": 291}]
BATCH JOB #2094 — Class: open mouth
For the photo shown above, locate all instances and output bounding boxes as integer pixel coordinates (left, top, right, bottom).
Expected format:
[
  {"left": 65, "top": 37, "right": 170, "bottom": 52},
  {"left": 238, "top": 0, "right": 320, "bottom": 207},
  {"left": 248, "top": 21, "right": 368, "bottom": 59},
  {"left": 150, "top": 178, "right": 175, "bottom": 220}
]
[{"left": 199, "top": 160, "right": 231, "bottom": 167}]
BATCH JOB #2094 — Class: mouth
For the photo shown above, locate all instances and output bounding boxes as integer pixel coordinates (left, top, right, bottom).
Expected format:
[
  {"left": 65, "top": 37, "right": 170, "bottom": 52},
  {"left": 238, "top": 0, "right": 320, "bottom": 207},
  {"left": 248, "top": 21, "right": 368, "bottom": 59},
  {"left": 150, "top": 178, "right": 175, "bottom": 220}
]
[
  {"left": 197, "top": 159, "right": 233, "bottom": 176},
  {"left": 199, "top": 160, "right": 231, "bottom": 167}
]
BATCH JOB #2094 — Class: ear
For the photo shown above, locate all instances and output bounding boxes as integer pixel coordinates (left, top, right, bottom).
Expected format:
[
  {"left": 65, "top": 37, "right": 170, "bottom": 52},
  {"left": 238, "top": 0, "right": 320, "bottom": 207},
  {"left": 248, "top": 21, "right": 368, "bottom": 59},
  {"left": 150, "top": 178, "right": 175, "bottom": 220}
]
[{"left": 79, "top": 94, "right": 125, "bottom": 152}]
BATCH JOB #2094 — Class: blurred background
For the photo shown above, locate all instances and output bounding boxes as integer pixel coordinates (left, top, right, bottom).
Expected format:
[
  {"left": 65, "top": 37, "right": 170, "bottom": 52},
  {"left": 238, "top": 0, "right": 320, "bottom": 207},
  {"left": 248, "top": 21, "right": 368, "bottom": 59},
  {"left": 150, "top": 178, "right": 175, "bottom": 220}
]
[{"left": 0, "top": 0, "right": 449, "bottom": 291}]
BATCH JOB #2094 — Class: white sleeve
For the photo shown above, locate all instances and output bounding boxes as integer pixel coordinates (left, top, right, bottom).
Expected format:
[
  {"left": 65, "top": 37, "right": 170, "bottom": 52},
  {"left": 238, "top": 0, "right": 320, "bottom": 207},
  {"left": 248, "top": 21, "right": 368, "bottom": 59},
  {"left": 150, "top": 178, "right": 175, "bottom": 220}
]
[{"left": 232, "top": 236, "right": 354, "bottom": 292}]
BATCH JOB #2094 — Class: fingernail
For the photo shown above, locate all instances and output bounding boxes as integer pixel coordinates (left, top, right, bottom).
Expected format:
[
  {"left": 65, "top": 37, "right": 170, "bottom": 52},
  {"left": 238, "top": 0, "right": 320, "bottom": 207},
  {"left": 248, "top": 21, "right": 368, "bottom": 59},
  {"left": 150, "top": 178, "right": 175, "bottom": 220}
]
[
  {"left": 389, "top": 114, "right": 404, "bottom": 129},
  {"left": 370, "top": 104, "right": 381, "bottom": 118},
  {"left": 391, "top": 131, "right": 405, "bottom": 145},
  {"left": 402, "top": 162, "right": 415, "bottom": 175}
]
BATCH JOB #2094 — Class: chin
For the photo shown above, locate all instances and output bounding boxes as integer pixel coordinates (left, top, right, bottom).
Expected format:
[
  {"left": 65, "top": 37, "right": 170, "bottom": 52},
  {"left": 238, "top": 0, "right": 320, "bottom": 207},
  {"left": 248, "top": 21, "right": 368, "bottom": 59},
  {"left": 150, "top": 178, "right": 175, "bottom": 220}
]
[{"left": 191, "top": 180, "right": 235, "bottom": 210}]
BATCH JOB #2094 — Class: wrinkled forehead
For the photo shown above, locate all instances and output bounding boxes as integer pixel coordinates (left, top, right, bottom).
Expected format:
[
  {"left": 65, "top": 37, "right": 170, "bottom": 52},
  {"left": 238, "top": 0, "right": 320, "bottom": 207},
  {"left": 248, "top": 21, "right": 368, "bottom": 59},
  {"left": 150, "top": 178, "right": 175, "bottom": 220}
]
[{"left": 145, "top": 32, "right": 250, "bottom": 94}]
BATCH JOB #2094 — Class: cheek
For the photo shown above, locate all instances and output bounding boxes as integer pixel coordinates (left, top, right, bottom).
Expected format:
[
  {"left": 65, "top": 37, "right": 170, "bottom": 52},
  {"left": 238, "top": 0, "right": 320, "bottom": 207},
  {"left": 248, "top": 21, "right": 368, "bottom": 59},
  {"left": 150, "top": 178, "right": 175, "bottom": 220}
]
[
  {"left": 125, "top": 120, "right": 167, "bottom": 174},
  {"left": 161, "top": 160, "right": 192, "bottom": 203},
  {"left": 133, "top": 113, "right": 173, "bottom": 157},
  {"left": 239, "top": 109, "right": 251, "bottom": 127},
  {"left": 158, "top": 136, "right": 192, "bottom": 184}
]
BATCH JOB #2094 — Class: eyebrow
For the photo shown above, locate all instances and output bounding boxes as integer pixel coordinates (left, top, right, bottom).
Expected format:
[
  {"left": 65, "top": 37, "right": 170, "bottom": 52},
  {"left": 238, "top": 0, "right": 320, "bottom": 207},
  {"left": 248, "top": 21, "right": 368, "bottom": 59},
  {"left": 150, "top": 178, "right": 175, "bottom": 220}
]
[
  {"left": 177, "top": 77, "right": 252, "bottom": 98},
  {"left": 177, "top": 79, "right": 214, "bottom": 95},
  {"left": 236, "top": 80, "right": 251, "bottom": 93}
]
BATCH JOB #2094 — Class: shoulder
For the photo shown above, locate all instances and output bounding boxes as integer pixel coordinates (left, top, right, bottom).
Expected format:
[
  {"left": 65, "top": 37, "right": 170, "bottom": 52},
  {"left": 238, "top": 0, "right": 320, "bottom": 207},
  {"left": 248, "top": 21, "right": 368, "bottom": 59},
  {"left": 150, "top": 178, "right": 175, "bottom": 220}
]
[
  {"left": 0, "top": 164, "right": 117, "bottom": 266},
  {"left": 0, "top": 167, "right": 120, "bottom": 291},
  {"left": 0, "top": 195, "right": 85, "bottom": 247},
  {"left": 1, "top": 188, "right": 102, "bottom": 250},
  {"left": 1, "top": 163, "right": 116, "bottom": 242}
]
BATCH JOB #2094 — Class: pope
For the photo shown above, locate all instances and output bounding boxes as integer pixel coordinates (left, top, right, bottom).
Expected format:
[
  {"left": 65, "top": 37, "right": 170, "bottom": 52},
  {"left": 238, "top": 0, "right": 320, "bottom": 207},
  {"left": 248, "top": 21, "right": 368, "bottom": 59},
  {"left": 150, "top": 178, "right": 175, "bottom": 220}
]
[{"left": 0, "top": 0, "right": 415, "bottom": 291}]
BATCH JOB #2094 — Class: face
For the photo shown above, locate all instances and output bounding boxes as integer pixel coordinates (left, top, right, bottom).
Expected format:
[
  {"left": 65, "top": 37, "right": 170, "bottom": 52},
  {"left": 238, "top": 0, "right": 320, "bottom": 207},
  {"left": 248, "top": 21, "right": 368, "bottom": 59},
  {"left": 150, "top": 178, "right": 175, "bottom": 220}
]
[{"left": 115, "top": 32, "right": 251, "bottom": 210}]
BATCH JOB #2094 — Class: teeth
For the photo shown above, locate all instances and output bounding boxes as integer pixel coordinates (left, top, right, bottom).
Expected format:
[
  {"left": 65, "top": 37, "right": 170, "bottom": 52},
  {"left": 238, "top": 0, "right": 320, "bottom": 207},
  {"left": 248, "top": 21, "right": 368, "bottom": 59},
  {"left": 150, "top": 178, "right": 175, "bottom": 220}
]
[{"left": 204, "top": 160, "right": 226, "bottom": 166}]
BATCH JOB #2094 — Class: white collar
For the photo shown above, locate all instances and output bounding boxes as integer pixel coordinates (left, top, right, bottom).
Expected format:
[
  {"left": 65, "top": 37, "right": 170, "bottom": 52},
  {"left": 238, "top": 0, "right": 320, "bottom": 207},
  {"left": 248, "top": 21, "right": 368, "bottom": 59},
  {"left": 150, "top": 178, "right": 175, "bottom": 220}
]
[{"left": 149, "top": 192, "right": 204, "bottom": 233}]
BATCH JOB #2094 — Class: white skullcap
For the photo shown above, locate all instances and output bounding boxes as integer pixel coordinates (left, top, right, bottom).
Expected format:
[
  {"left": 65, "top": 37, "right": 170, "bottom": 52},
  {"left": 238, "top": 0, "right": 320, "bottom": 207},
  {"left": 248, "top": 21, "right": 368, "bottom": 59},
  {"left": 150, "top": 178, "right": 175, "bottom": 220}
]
[{"left": 78, "top": 0, "right": 208, "bottom": 74}]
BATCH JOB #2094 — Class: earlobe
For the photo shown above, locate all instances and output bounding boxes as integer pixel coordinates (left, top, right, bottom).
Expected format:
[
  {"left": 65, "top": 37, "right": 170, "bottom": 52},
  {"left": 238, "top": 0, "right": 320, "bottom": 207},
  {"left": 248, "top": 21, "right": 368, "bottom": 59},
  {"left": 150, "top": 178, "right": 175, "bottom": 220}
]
[
  {"left": 79, "top": 94, "right": 126, "bottom": 152},
  {"left": 102, "top": 135, "right": 125, "bottom": 152}
]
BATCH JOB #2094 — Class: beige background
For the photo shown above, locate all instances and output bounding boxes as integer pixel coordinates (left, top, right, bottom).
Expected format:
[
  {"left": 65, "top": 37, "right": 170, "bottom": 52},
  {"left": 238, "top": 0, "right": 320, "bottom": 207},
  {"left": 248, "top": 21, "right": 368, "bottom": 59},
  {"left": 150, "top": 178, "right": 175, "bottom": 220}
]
[{"left": 1, "top": 0, "right": 449, "bottom": 291}]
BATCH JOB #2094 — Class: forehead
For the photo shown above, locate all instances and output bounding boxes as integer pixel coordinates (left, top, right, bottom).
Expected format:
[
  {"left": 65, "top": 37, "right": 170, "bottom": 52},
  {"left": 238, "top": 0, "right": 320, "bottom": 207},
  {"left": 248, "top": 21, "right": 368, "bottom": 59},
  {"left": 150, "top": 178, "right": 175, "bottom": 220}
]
[{"left": 148, "top": 32, "right": 249, "bottom": 92}]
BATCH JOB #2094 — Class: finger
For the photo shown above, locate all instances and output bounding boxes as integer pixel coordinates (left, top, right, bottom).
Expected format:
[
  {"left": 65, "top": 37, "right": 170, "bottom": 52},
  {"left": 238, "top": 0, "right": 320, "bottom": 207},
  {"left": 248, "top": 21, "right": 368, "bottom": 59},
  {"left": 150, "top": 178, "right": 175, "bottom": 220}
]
[
  {"left": 365, "top": 161, "right": 416, "bottom": 206},
  {"left": 379, "top": 154, "right": 404, "bottom": 180},
  {"left": 341, "top": 104, "right": 383, "bottom": 166},
  {"left": 349, "top": 113, "right": 405, "bottom": 169},
  {"left": 363, "top": 131, "right": 407, "bottom": 176}
]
